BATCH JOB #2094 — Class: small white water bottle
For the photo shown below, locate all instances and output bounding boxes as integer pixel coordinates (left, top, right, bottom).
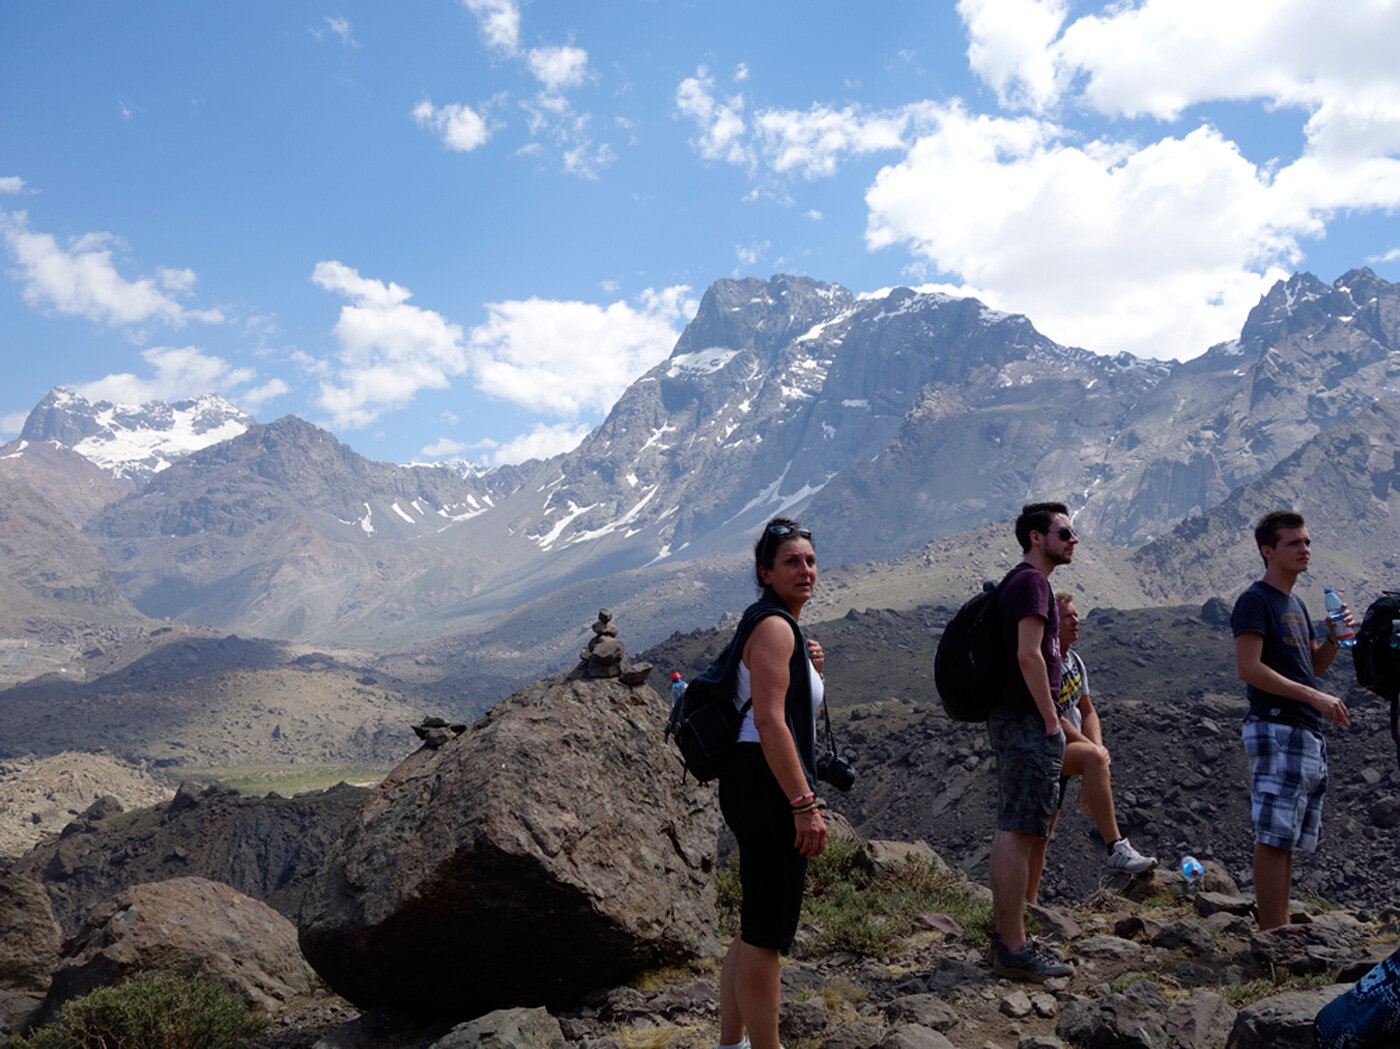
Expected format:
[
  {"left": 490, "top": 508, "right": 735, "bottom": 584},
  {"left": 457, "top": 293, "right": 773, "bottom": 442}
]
[
  {"left": 1180, "top": 855, "right": 1203, "bottom": 884},
  {"left": 1324, "top": 588, "right": 1357, "bottom": 648}
]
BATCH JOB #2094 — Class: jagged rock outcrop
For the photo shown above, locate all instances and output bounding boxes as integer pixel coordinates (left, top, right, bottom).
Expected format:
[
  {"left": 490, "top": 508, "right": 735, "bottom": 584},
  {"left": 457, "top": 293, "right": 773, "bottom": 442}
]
[
  {"left": 298, "top": 669, "right": 720, "bottom": 1020},
  {"left": 38, "top": 877, "right": 310, "bottom": 1023},
  {"left": 13, "top": 781, "right": 368, "bottom": 935}
]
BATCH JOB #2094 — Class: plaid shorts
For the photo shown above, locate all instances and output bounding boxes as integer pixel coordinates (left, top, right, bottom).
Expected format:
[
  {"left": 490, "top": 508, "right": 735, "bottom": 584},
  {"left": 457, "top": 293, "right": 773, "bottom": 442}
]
[{"left": 1242, "top": 717, "right": 1327, "bottom": 853}]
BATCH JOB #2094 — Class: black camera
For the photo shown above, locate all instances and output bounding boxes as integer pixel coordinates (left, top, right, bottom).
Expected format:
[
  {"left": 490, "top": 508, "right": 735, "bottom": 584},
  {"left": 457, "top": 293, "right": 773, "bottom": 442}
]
[{"left": 816, "top": 750, "right": 856, "bottom": 792}]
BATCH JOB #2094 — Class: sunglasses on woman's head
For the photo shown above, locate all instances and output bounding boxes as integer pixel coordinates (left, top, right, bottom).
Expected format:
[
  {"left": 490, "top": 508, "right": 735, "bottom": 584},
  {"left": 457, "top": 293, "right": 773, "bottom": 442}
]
[{"left": 766, "top": 524, "right": 812, "bottom": 540}]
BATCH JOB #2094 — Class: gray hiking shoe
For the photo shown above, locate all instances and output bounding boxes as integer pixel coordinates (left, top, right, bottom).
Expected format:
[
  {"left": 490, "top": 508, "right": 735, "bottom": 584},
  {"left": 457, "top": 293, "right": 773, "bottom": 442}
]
[
  {"left": 1106, "top": 837, "right": 1158, "bottom": 874},
  {"left": 991, "top": 937, "right": 1072, "bottom": 982}
]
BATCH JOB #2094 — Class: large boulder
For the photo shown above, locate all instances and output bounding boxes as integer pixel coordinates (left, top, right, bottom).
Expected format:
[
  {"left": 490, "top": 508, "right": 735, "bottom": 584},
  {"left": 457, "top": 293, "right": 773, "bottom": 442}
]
[
  {"left": 39, "top": 876, "right": 310, "bottom": 1021},
  {"left": 0, "top": 870, "right": 61, "bottom": 992},
  {"left": 298, "top": 670, "right": 721, "bottom": 1020}
]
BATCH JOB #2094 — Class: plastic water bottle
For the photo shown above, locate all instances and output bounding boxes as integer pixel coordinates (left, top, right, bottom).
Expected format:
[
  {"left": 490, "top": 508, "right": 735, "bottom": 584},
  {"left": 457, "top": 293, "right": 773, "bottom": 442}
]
[
  {"left": 1324, "top": 588, "right": 1358, "bottom": 648},
  {"left": 1180, "top": 855, "right": 1203, "bottom": 884}
]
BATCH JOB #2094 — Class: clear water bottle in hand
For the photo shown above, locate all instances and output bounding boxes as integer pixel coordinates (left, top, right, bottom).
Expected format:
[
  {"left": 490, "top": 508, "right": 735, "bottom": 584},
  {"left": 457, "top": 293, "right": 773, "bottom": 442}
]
[
  {"left": 1324, "top": 588, "right": 1358, "bottom": 648},
  {"left": 1180, "top": 855, "right": 1203, "bottom": 884}
]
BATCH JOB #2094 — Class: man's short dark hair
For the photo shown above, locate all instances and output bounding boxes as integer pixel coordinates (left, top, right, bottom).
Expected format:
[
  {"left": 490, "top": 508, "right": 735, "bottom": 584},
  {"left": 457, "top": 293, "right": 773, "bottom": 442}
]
[
  {"left": 1015, "top": 501, "right": 1069, "bottom": 552},
  {"left": 1254, "top": 510, "right": 1306, "bottom": 552}
]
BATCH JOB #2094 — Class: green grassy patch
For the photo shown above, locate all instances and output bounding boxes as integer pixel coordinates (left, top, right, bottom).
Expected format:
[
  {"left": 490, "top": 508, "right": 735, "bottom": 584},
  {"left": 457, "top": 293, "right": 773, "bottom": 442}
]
[
  {"left": 718, "top": 835, "right": 993, "bottom": 959},
  {"left": 1219, "top": 969, "right": 1338, "bottom": 1009},
  {"left": 14, "top": 971, "right": 265, "bottom": 1049}
]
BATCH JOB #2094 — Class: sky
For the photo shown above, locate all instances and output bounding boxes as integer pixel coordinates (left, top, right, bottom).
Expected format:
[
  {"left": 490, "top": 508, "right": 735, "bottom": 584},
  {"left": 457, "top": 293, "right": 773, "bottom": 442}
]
[{"left": 3, "top": 1, "right": 1399, "bottom": 468}]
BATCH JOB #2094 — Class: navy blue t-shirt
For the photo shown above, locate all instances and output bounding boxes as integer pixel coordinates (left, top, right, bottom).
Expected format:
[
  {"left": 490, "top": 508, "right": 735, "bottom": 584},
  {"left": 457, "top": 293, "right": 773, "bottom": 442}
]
[
  {"left": 993, "top": 562, "right": 1061, "bottom": 716},
  {"left": 1230, "top": 580, "right": 1323, "bottom": 731}
]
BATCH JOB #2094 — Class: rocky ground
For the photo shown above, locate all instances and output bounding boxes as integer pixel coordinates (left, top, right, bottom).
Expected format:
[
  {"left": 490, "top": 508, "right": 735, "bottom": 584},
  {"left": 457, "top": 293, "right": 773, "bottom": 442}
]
[{"left": 235, "top": 853, "right": 1399, "bottom": 1049}]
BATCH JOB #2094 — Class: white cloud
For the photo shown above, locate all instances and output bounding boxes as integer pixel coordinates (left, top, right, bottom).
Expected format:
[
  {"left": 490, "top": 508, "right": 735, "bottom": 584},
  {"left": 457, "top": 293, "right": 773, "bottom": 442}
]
[
  {"left": 413, "top": 99, "right": 494, "bottom": 152},
  {"left": 467, "top": 286, "right": 696, "bottom": 416},
  {"left": 0, "top": 211, "right": 224, "bottom": 329},
  {"left": 421, "top": 437, "right": 470, "bottom": 457},
  {"left": 463, "top": 0, "right": 520, "bottom": 55},
  {"left": 676, "top": 67, "right": 752, "bottom": 168},
  {"left": 961, "top": 0, "right": 1400, "bottom": 162},
  {"left": 312, "top": 260, "right": 469, "bottom": 428},
  {"left": 1370, "top": 247, "right": 1400, "bottom": 265},
  {"left": 1, "top": 411, "right": 28, "bottom": 435},
  {"left": 864, "top": 108, "right": 1323, "bottom": 358},
  {"left": 75, "top": 345, "right": 257, "bottom": 404},
  {"left": 312, "top": 16, "right": 358, "bottom": 49},
  {"left": 0, "top": 177, "right": 25, "bottom": 194},
  {"left": 734, "top": 63, "right": 750, "bottom": 83},
  {"left": 736, "top": 241, "right": 770, "bottom": 267},
  {"left": 487, "top": 422, "right": 591, "bottom": 465},
  {"left": 239, "top": 378, "right": 290, "bottom": 410},
  {"left": 527, "top": 45, "right": 591, "bottom": 93},
  {"left": 676, "top": 67, "right": 935, "bottom": 179}
]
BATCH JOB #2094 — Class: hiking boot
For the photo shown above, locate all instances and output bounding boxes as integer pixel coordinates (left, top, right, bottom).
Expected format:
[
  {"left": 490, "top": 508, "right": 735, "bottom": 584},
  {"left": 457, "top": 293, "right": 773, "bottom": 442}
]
[
  {"left": 1106, "top": 837, "right": 1158, "bottom": 874},
  {"left": 1027, "top": 936, "right": 1064, "bottom": 962},
  {"left": 991, "top": 938, "right": 1073, "bottom": 982}
]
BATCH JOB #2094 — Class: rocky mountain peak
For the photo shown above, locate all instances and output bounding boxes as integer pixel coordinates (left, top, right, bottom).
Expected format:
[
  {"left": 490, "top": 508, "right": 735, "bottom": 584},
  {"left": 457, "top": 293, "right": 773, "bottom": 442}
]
[
  {"left": 19, "top": 386, "right": 255, "bottom": 485},
  {"left": 1238, "top": 269, "right": 1399, "bottom": 356}
]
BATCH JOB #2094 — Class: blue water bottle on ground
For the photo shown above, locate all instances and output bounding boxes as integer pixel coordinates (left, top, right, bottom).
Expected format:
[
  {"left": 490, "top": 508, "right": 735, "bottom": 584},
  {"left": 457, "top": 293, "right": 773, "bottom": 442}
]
[
  {"left": 1324, "top": 588, "right": 1358, "bottom": 648},
  {"left": 1180, "top": 855, "right": 1203, "bottom": 885}
]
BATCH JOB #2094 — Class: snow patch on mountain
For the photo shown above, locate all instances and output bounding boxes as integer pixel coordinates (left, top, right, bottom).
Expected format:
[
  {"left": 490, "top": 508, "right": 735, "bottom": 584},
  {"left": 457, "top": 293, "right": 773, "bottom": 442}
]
[{"left": 667, "top": 347, "right": 739, "bottom": 378}]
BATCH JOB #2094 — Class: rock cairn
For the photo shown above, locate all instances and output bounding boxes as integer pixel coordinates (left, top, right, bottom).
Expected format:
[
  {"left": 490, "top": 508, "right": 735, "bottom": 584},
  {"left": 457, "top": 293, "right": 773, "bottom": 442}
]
[{"left": 578, "top": 608, "right": 653, "bottom": 685}]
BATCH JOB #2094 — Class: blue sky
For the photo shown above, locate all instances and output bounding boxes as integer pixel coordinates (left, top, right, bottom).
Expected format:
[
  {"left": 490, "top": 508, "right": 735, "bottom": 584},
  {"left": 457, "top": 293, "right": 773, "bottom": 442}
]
[{"left": 3, "top": 0, "right": 1399, "bottom": 467}]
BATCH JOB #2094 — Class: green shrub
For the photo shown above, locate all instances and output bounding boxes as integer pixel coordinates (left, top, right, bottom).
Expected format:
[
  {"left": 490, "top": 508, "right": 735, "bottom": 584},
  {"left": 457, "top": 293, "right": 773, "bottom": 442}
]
[
  {"left": 716, "top": 835, "right": 994, "bottom": 960},
  {"left": 15, "top": 971, "right": 265, "bottom": 1049}
]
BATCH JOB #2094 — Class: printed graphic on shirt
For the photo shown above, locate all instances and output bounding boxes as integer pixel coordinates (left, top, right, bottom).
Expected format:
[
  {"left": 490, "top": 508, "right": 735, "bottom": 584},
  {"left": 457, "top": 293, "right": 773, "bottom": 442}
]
[
  {"left": 1058, "top": 656, "right": 1084, "bottom": 716},
  {"left": 1281, "top": 610, "right": 1312, "bottom": 651}
]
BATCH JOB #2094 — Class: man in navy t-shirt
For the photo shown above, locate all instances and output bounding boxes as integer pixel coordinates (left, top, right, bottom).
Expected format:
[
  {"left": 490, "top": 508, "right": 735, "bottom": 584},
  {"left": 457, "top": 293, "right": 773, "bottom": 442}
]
[
  {"left": 1231, "top": 510, "right": 1351, "bottom": 930},
  {"left": 985, "top": 501, "right": 1076, "bottom": 982}
]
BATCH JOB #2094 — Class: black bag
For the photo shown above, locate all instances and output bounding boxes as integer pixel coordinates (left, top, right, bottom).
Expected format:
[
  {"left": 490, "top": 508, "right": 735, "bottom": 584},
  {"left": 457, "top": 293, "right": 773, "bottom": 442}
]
[
  {"left": 665, "top": 603, "right": 800, "bottom": 782},
  {"left": 932, "top": 564, "right": 1030, "bottom": 722},
  {"left": 1354, "top": 590, "right": 1400, "bottom": 770},
  {"left": 1355, "top": 591, "right": 1400, "bottom": 701}
]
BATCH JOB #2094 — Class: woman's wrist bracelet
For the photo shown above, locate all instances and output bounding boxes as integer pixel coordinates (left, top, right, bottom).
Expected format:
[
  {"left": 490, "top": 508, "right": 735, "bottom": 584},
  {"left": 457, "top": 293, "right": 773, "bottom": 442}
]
[{"left": 789, "top": 791, "right": 815, "bottom": 807}]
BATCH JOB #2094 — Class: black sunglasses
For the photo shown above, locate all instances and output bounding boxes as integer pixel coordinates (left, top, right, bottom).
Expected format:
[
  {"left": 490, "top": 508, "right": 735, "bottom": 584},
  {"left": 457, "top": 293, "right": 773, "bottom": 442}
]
[
  {"left": 1047, "top": 526, "right": 1077, "bottom": 541},
  {"left": 766, "top": 524, "right": 812, "bottom": 540}
]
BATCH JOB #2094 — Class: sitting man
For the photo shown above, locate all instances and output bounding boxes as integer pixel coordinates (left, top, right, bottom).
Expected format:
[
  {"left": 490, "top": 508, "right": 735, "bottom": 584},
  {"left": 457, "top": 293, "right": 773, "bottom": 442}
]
[{"left": 1027, "top": 592, "right": 1156, "bottom": 903}]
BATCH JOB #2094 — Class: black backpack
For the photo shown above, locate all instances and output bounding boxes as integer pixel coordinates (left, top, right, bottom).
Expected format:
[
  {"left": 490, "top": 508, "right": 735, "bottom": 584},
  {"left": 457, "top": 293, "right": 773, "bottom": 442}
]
[
  {"left": 1354, "top": 590, "right": 1400, "bottom": 770},
  {"left": 664, "top": 603, "right": 801, "bottom": 782},
  {"left": 932, "top": 564, "right": 1030, "bottom": 722}
]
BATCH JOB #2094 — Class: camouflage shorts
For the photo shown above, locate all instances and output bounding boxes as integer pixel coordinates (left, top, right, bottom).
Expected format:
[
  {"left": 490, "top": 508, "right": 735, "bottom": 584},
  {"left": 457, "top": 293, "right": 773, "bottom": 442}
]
[{"left": 987, "top": 708, "right": 1065, "bottom": 836}]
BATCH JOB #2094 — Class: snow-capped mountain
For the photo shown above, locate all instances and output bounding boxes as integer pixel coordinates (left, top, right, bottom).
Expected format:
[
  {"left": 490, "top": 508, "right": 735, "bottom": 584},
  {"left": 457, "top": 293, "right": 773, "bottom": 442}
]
[
  {"left": 8, "top": 269, "right": 1400, "bottom": 677},
  {"left": 19, "top": 387, "right": 256, "bottom": 485}
]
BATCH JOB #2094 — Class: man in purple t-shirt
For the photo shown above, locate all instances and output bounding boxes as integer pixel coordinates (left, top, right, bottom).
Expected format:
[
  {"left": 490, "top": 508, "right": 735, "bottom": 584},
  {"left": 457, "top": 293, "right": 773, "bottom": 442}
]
[{"left": 986, "top": 501, "right": 1077, "bottom": 982}]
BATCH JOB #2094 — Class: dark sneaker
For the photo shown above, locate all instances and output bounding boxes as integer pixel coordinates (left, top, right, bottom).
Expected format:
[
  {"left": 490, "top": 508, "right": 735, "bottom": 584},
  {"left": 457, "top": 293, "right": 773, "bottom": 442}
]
[
  {"left": 1027, "top": 936, "right": 1064, "bottom": 962},
  {"left": 992, "top": 938, "right": 1072, "bottom": 982},
  {"left": 1106, "top": 837, "right": 1158, "bottom": 874}
]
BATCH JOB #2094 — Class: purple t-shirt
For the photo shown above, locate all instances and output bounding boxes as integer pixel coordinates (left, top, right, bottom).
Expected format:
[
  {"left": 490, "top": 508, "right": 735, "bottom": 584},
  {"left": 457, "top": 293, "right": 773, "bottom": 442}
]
[{"left": 993, "top": 563, "right": 1061, "bottom": 716}]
